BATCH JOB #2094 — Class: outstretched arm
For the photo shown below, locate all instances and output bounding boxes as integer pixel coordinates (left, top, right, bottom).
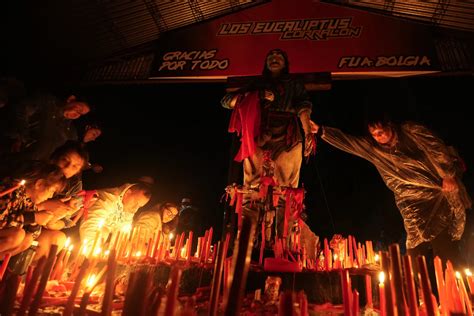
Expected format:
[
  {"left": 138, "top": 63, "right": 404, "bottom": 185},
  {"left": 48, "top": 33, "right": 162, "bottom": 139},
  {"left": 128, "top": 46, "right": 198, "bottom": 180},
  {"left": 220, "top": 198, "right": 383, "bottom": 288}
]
[{"left": 311, "top": 121, "right": 376, "bottom": 162}]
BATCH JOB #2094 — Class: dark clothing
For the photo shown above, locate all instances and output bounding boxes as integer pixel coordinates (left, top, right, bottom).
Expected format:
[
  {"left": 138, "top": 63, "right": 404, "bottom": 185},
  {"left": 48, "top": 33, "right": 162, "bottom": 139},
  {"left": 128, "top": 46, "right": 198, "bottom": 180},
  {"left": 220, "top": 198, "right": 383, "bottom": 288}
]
[
  {"left": 176, "top": 205, "right": 203, "bottom": 236},
  {"left": 8, "top": 93, "right": 78, "bottom": 163}
]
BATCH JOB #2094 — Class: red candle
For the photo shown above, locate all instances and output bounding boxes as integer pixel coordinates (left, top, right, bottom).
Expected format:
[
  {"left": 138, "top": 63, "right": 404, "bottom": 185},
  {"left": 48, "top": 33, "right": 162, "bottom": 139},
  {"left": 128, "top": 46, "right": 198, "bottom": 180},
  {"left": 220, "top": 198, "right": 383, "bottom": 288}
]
[
  {"left": 403, "top": 255, "right": 419, "bottom": 316},
  {"left": 0, "top": 252, "right": 12, "bottom": 281},
  {"left": 63, "top": 259, "right": 90, "bottom": 316},
  {"left": 456, "top": 271, "right": 473, "bottom": 316},
  {"left": 352, "top": 289, "right": 359, "bottom": 315},
  {"left": 433, "top": 256, "right": 447, "bottom": 316},
  {"left": 186, "top": 231, "right": 193, "bottom": 262},
  {"left": 465, "top": 269, "right": 474, "bottom": 295},
  {"left": 164, "top": 268, "right": 182, "bottom": 316},
  {"left": 17, "top": 257, "right": 46, "bottom": 316},
  {"left": 101, "top": 249, "right": 117, "bottom": 316},
  {"left": 379, "top": 272, "right": 386, "bottom": 316},
  {"left": 365, "top": 274, "right": 373, "bottom": 308},
  {"left": 29, "top": 245, "right": 58, "bottom": 315},
  {"left": 340, "top": 269, "right": 352, "bottom": 316},
  {"left": 416, "top": 256, "right": 436, "bottom": 316},
  {"left": 388, "top": 244, "right": 407, "bottom": 315}
]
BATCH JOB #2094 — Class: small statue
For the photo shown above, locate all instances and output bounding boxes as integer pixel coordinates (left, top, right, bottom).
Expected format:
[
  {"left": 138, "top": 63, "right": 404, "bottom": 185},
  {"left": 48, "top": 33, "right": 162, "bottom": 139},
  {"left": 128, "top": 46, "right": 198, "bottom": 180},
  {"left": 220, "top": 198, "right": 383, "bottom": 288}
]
[{"left": 264, "top": 275, "right": 282, "bottom": 305}]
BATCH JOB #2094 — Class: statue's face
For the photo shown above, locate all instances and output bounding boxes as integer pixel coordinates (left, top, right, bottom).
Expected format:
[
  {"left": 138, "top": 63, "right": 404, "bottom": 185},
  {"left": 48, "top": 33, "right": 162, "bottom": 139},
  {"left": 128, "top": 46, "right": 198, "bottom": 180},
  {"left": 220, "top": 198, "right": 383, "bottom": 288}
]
[{"left": 266, "top": 51, "right": 286, "bottom": 75}]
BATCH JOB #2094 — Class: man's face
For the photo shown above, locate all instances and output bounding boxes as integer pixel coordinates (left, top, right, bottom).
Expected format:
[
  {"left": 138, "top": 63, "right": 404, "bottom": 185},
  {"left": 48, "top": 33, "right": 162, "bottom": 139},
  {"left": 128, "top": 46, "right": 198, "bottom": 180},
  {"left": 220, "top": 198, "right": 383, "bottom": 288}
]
[
  {"left": 368, "top": 123, "right": 395, "bottom": 146},
  {"left": 122, "top": 189, "right": 150, "bottom": 214},
  {"left": 83, "top": 127, "right": 102, "bottom": 143},
  {"left": 56, "top": 151, "right": 85, "bottom": 178},
  {"left": 266, "top": 51, "right": 285, "bottom": 74},
  {"left": 63, "top": 102, "right": 90, "bottom": 120}
]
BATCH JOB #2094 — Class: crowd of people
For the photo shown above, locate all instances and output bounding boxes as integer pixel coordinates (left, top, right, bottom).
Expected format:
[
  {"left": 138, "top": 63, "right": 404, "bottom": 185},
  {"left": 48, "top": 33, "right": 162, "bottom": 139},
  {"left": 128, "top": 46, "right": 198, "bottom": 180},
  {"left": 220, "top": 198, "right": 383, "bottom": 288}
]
[{"left": 0, "top": 79, "right": 203, "bottom": 272}]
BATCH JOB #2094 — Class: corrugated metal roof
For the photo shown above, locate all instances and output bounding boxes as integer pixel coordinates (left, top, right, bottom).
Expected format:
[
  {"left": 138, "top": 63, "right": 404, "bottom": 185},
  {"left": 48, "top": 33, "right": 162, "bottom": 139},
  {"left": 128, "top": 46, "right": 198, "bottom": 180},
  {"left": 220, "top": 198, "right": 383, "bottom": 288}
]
[
  {"left": 324, "top": 0, "right": 474, "bottom": 33},
  {"left": 47, "top": 0, "right": 268, "bottom": 64}
]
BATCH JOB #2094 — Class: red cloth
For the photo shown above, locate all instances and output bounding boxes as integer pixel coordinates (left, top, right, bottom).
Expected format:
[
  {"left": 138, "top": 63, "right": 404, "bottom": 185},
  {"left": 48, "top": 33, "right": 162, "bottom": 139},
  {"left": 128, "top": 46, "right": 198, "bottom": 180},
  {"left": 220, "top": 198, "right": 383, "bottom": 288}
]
[{"left": 228, "top": 91, "right": 260, "bottom": 162}]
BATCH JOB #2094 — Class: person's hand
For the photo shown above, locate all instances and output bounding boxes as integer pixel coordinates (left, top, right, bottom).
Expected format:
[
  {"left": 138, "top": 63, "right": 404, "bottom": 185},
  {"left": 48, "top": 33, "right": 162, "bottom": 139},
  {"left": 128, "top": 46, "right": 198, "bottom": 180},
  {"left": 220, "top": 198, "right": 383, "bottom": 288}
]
[
  {"left": 34, "top": 211, "right": 54, "bottom": 226},
  {"left": 310, "top": 120, "right": 319, "bottom": 134},
  {"left": 442, "top": 177, "right": 459, "bottom": 192},
  {"left": 304, "top": 133, "right": 314, "bottom": 157},
  {"left": 264, "top": 90, "right": 274, "bottom": 102},
  {"left": 37, "top": 199, "right": 78, "bottom": 219}
]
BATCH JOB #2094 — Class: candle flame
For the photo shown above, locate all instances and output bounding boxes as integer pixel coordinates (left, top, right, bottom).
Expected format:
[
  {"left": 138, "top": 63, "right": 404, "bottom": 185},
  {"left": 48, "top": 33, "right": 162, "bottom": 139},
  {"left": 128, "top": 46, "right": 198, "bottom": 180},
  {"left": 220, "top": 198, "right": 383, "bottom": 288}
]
[
  {"left": 93, "top": 247, "right": 102, "bottom": 257},
  {"left": 465, "top": 269, "right": 472, "bottom": 277},
  {"left": 455, "top": 271, "right": 462, "bottom": 280},
  {"left": 20, "top": 180, "right": 26, "bottom": 186},
  {"left": 68, "top": 245, "right": 74, "bottom": 252},
  {"left": 98, "top": 219, "right": 105, "bottom": 229},
  {"left": 64, "top": 237, "right": 71, "bottom": 248},
  {"left": 169, "top": 233, "right": 174, "bottom": 240},
  {"left": 374, "top": 254, "right": 380, "bottom": 262},
  {"left": 86, "top": 274, "right": 96, "bottom": 290},
  {"left": 378, "top": 271, "right": 385, "bottom": 284},
  {"left": 334, "top": 254, "right": 338, "bottom": 260},
  {"left": 121, "top": 223, "right": 132, "bottom": 233},
  {"left": 104, "top": 250, "right": 110, "bottom": 257},
  {"left": 135, "top": 251, "right": 142, "bottom": 257}
]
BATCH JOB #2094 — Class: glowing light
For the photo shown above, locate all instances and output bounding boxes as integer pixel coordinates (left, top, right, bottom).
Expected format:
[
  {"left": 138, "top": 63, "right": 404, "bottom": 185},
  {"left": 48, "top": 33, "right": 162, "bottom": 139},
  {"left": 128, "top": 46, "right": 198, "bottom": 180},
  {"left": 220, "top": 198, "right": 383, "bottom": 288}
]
[
  {"left": 98, "top": 219, "right": 105, "bottom": 229},
  {"left": 86, "top": 274, "right": 96, "bottom": 290},
  {"left": 64, "top": 237, "right": 71, "bottom": 248},
  {"left": 121, "top": 223, "right": 132, "bottom": 233},
  {"left": 378, "top": 271, "right": 385, "bottom": 284},
  {"left": 465, "top": 269, "right": 472, "bottom": 277},
  {"left": 68, "top": 245, "right": 74, "bottom": 252},
  {"left": 374, "top": 254, "right": 380, "bottom": 262},
  {"left": 169, "top": 233, "right": 174, "bottom": 240},
  {"left": 20, "top": 180, "right": 26, "bottom": 186},
  {"left": 455, "top": 271, "right": 461, "bottom": 280},
  {"left": 93, "top": 247, "right": 102, "bottom": 257}
]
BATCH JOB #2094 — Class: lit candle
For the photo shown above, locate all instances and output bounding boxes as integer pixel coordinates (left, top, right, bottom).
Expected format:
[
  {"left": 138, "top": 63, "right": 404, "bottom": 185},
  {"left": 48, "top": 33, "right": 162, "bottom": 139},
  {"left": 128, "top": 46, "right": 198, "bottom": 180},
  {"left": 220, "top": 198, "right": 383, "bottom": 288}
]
[
  {"left": 456, "top": 271, "right": 472, "bottom": 316},
  {"left": 0, "top": 179, "right": 25, "bottom": 198},
  {"left": 465, "top": 269, "right": 474, "bottom": 295},
  {"left": 51, "top": 237, "right": 71, "bottom": 279},
  {"left": 78, "top": 274, "right": 96, "bottom": 316},
  {"left": 55, "top": 244, "right": 74, "bottom": 281},
  {"left": 379, "top": 272, "right": 386, "bottom": 316}
]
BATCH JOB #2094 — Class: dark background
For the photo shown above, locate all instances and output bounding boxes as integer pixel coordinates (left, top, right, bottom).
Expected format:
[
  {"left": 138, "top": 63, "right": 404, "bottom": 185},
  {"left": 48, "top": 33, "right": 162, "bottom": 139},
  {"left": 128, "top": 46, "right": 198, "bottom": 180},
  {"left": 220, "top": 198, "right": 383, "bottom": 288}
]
[{"left": 69, "top": 75, "right": 473, "bottom": 246}]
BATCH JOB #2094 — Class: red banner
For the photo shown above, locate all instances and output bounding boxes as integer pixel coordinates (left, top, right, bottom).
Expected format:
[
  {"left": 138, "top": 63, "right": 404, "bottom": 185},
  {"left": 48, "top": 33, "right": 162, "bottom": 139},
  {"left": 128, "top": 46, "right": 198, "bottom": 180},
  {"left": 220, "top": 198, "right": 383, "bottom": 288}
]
[{"left": 149, "top": 0, "right": 440, "bottom": 79}]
